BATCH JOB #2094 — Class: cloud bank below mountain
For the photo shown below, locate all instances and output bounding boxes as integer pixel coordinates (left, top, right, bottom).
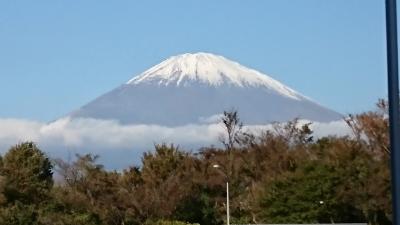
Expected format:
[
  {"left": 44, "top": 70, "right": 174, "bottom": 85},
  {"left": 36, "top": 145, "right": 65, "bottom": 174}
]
[{"left": 0, "top": 117, "right": 351, "bottom": 169}]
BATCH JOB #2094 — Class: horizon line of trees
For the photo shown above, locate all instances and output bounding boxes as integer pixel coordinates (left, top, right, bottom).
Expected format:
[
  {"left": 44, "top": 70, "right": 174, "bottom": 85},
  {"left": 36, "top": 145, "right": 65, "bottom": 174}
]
[{"left": 0, "top": 99, "right": 392, "bottom": 225}]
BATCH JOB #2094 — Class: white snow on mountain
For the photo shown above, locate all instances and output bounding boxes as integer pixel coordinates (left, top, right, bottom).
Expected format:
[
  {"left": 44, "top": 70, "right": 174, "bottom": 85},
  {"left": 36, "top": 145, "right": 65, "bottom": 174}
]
[
  {"left": 127, "top": 52, "right": 302, "bottom": 100},
  {"left": 69, "top": 52, "right": 342, "bottom": 125}
]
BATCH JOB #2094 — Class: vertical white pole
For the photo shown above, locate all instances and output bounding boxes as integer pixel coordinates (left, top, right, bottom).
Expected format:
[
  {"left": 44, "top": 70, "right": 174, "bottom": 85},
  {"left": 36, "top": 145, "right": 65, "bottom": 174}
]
[{"left": 227, "top": 181, "right": 230, "bottom": 225}]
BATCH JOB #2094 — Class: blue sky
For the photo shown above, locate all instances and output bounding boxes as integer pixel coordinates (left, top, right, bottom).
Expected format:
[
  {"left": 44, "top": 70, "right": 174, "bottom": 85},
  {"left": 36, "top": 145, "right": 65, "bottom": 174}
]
[{"left": 0, "top": 0, "right": 388, "bottom": 121}]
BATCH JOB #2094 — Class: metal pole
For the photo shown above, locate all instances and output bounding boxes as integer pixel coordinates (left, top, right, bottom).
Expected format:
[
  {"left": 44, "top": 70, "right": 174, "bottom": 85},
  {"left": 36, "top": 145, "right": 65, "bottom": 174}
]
[
  {"left": 226, "top": 181, "right": 230, "bottom": 225},
  {"left": 386, "top": 1, "right": 400, "bottom": 225}
]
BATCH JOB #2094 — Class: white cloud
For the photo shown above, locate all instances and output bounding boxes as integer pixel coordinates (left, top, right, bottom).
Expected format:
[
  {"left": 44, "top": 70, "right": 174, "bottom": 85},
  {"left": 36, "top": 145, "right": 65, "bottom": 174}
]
[
  {"left": 198, "top": 114, "right": 224, "bottom": 124},
  {"left": 0, "top": 118, "right": 42, "bottom": 145},
  {"left": 0, "top": 117, "right": 352, "bottom": 168},
  {"left": 309, "top": 120, "right": 352, "bottom": 138}
]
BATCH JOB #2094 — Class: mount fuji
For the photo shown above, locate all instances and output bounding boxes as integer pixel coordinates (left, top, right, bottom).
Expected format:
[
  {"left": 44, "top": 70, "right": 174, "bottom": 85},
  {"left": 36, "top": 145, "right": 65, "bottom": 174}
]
[{"left": 69, "top": 53, "right": 342, "bottom": 126}]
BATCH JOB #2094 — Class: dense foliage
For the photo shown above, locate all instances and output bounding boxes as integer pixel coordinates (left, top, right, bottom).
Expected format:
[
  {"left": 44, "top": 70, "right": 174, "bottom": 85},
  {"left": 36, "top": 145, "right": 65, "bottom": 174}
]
[{"left": 0, "top": 100, "right": 392, "bottom": 225}]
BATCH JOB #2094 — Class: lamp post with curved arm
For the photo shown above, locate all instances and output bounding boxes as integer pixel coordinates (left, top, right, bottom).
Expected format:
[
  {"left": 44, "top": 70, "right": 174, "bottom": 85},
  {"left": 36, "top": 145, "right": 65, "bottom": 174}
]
[{"left": 213, "top": 164, "right": 229, "bottom": 225}]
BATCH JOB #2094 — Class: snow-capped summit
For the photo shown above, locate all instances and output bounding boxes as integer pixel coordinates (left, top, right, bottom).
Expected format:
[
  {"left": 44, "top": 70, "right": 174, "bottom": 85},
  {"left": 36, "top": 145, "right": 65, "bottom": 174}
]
[
  {"left": 69, "top": 53, "right": 342, "bottom": 125},
  {"left": 127, "top": 52, "right": 301, "bottom": 100}
]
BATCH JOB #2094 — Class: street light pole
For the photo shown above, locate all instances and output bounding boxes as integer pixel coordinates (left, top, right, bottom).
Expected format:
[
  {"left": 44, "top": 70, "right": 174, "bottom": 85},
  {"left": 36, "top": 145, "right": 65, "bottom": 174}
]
[
  {"left": 386, "top": 1, "right": 400, "bottom": 225},
  {"left": 213, "top": 164, "right": 230, "bottom": 225},
  {"left": 226, "top": 181, "right": 230, "bottom": 225}
]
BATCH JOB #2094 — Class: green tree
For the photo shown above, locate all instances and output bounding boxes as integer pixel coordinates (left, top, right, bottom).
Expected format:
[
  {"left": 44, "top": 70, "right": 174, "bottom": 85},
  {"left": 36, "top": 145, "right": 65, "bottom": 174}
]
[
  {"left": 259, "top": 162, "right": 365, "bottom": 223},
  {"left": 173, "top": 191, "right": 221, "bottom": 225},
  {"left": 55, "top": 154, "right": 124, "bottom": 225},
  {"left": 0, "top": 201, "right": 39, "bottom": 225},
  {"left": 144, "top": 219, "right": 199, "bottom": 225},
  {"left": 1, "top": 142, "right": 53, "bottom": 204}
]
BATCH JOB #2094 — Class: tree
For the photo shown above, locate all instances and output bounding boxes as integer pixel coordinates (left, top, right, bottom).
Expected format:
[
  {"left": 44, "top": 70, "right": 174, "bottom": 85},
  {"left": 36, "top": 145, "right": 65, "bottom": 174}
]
[
  {"left": 54, "top": 154, "right": 124, "bottom": 225},
  {"left": 258, "top": 162, "right": 365, "bottom": 223},
  {"left": 346, "top": 99, "right": 389, "bottom": 157},
  {"left": 312, "top": 137, "right": 392, "bottom": 225},
  {"left": 0, "top": 201, "right": 39, "bottom": 225},
  {"left": 219, "top": 110, "right": 243, "bottom": 151},
  {"left": 144, "top": 220, "right": 199, "bottom": 225},
  {"left": 140, "top": 144, "right": 196, "bottom": 219},
  {"left": 173, "top": 191, "right": 221, "bottom": 225},
  {"left": 1, "top": 142, "right": 53, "bottom": 204}
]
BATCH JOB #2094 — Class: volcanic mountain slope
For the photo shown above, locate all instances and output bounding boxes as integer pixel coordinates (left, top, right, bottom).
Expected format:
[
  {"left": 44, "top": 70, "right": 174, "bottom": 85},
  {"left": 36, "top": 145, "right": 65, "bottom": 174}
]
[{"left": 69, "top": 53, "right": 342, "bottom": 126}]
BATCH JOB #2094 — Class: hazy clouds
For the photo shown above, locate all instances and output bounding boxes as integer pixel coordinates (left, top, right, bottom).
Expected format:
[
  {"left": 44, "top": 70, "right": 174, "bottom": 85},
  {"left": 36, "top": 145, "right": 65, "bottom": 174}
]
[{"left": 0, "top": 117, "right": 352, "bottom": 169}]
